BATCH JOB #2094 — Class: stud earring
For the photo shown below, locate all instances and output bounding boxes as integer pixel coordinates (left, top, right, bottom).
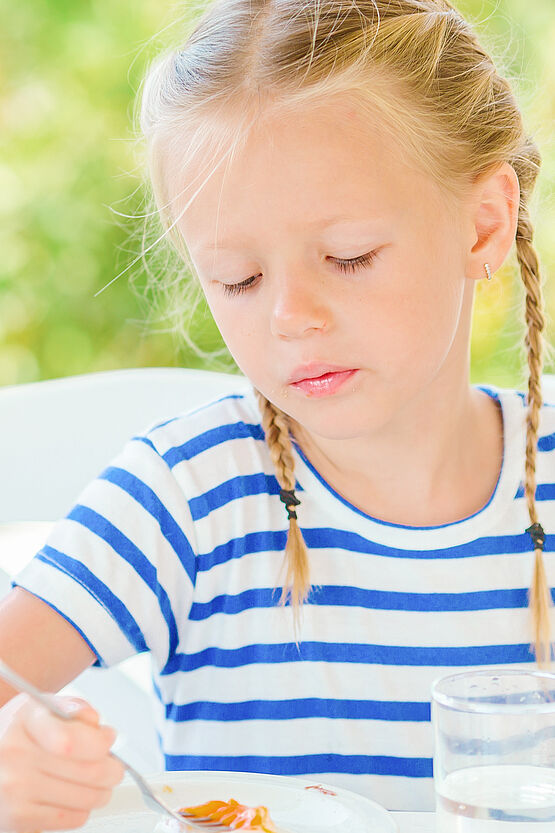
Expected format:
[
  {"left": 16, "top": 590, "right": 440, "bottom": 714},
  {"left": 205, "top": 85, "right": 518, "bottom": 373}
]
[{"left": 484, "top": 262, "right": 492, "bottom": 281}]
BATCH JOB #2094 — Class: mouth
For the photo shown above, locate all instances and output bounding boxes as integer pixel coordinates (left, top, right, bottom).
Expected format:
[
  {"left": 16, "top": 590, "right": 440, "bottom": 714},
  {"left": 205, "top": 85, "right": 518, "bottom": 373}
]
[
  {"left": 287, "top": 366, "right": 359, "bottom": 398},
  {"left": 287, "top": 363, "right": 357, "bottom": 385}
]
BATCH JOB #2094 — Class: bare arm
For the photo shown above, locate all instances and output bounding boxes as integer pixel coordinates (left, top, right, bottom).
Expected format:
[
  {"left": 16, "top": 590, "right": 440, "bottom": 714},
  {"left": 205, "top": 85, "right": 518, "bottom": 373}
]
[
  {"left": 0, "top": 586, "right": 97, "bottom": 706},
  {"left": 0, "top": 587, "right": 124, "bottom": 831}
]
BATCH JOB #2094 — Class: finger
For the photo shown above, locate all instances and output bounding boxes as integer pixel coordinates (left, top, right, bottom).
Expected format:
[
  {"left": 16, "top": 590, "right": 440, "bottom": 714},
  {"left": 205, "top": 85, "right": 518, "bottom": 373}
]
[
  {"left": 0, "top": 733, "right": 123, "bottom": 831},
  {"left": 24, "top": 702, "right": 117, "bottom": 761},
  {"left": 36, "top": 748, "right": 125, "bottom": 789},
  {"left": 56, "top": 696, "right": 101, "bottom": 727},
  {"left": 31, "top": 770, "right": 114, "bottom": 812},
  {"left": 0, "top": 692, "right": 31, "bottom": 728},
  {"left": 6, "top": 801, "right": 91, "bottom": 832},
  {"left": 2, "top": 693, "right": 99, "bottom": 728},
  {"left": 4, "top": 764, "right": 113, "bottom": 814}
]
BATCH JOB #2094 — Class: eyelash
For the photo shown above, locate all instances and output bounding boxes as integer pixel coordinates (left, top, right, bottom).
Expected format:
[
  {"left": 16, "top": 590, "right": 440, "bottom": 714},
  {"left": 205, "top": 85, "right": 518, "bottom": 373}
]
[{"left": 221, "top": 250, "right": 379, "bottom": 297}]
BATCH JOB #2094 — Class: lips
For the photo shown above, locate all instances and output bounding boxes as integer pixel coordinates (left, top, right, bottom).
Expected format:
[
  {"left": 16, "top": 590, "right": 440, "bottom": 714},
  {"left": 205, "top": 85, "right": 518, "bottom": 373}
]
[
  {"left": 288, "top": 367, "right": 359, "bottom": 398},
  {"left": 287, "top": 363, "right": 357, "bottom": 384}
]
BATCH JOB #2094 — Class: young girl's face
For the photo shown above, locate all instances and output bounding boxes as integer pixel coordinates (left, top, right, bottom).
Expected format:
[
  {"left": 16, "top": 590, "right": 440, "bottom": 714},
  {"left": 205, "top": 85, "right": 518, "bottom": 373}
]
[{"left": 173, "top": 97, "right": 477, "bottom": 443}]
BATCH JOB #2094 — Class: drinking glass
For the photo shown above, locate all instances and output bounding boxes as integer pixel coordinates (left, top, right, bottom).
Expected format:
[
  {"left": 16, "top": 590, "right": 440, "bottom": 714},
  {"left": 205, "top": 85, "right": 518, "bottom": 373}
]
[{"left": 431, "top": 668, "right": 555, "bottom": 831}]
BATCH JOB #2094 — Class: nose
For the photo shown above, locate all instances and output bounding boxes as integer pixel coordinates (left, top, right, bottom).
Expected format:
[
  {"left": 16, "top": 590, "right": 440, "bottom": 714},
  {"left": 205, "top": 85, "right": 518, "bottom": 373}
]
[{"left": 270, "top": 270, "right": 328, "bottom": 339}]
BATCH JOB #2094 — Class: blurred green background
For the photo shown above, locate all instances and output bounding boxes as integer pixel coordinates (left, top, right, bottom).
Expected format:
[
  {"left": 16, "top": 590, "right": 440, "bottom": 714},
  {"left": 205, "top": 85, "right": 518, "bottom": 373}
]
[{"left": 1, "top": 0, "right": 554, "bottom": 388}]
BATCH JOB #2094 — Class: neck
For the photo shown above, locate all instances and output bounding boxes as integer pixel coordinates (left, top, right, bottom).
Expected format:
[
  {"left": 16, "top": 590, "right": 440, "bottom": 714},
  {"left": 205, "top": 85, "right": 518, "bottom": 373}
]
[{"left": 291, "top": 376, "right": 504, "bottom": 527}]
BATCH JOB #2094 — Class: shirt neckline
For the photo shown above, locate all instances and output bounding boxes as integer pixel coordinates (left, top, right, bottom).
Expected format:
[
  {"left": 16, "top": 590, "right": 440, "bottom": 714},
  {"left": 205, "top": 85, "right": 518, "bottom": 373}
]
[{"left": 288, "top": 384, "right": 526, "bottom": 547}]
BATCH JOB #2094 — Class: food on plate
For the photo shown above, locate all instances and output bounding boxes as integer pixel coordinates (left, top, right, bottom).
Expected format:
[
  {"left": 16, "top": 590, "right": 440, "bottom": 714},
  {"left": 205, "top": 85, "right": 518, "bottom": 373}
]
[{"left": 178, "top": 798, "right": 279, "bottom": 830}]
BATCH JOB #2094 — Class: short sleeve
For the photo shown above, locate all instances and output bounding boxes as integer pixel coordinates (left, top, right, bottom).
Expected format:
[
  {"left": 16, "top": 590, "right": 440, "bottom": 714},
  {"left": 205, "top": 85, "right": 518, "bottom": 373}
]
[{"left": 12, "top": 433, "right": 198, "bottom": 671}]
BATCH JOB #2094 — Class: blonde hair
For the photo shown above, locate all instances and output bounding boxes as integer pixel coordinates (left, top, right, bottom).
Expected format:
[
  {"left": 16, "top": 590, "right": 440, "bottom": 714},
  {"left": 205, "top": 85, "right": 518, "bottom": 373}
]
[{"left": 138, "top": 0, "right": 551, "bottom": 661}]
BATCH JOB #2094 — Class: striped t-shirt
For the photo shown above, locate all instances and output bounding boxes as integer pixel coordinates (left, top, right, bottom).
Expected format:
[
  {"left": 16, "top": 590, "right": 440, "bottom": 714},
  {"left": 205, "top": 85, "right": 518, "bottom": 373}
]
[{"left": 13, "top": 384, "right": 555, "bottom": 811}]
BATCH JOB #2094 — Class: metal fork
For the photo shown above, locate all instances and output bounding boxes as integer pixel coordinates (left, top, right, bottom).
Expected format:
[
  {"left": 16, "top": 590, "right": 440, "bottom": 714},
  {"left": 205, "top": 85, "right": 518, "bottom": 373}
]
[{"left": 0, "top": 658, "right": 233, "bottom": 831}]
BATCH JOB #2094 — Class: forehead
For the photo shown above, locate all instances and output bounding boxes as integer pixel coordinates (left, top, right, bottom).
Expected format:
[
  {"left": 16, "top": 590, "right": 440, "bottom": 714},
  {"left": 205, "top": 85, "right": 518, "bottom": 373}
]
[{"left": 169, "top": 99, "right": 441, "bottom": 254}]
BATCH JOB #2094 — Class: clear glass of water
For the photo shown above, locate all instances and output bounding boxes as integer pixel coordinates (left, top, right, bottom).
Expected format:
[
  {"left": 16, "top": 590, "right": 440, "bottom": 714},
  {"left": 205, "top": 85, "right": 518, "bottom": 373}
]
[{"left": 431, "top": 668, "right": 555, "bottom": 832}]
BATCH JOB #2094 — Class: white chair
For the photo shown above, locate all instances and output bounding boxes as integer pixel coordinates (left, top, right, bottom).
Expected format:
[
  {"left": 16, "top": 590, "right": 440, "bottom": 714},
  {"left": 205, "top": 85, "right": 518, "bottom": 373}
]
[
  {"left": 0, "top": 367, "right": 250, "bottom": 772},
  {"left": 0, "top": 366, "right": 250, "bottom": 523}
]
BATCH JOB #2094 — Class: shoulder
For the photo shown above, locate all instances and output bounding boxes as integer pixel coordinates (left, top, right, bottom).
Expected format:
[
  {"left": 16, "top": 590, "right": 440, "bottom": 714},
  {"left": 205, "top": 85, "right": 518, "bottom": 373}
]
[
  {"left": 542, "top": 376, "right": 555, "bottom": 412},
  {"left": 130, "top": 388, "right": 281, "bottom": 550},
  {"left": 477, "top": 382, "right": 555, "bottom": 477},
  {"left": 109, "top": 388, "right": 276, "bottom": 515},
  {"left": 64, "top": 387, "right": 269, "bottom": 536},
  {"left": 538, "top": 379, "right": 555, "bottom": 456},
  {"left": 137, "top": 387, "right": 266, "bottom": 468},
  {"left": 477, "top": 381, "right": 555, "bottom": 423}
]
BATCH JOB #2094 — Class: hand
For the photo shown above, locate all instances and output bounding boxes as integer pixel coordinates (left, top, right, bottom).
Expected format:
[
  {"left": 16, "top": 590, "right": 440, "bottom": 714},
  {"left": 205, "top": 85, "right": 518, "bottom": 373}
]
[{"left": 0, "top": 693, "right": 125, "bottom": 831}]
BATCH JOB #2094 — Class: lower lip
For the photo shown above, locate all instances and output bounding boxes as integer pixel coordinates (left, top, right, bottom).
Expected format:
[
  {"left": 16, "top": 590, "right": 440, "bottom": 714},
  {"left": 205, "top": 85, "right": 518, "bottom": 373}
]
[{"left": 290, "top": 369, "right": 358, "bottom": 397}]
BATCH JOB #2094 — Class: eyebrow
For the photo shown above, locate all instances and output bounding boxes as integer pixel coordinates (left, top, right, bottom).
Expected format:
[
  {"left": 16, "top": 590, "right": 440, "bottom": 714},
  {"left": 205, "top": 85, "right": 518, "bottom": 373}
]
[{"left": 196, "top": 215, "right": 375, "bottom": 252}]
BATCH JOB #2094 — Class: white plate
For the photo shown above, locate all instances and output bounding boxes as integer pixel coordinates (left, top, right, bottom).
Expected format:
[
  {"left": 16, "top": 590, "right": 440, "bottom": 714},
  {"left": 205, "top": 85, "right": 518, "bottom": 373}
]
[{"left": 83, "top": 770, "right": 398, "bottom": 832}]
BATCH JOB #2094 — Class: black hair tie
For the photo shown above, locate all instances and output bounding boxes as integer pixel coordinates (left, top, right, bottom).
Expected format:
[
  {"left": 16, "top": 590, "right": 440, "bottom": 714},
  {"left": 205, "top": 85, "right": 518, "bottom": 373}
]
[
  {"left": 526, "top": 522, "right": 545, "bottom": 551},
  {"left": 279, "top": 488, "right": 301, "bottom": 521}
]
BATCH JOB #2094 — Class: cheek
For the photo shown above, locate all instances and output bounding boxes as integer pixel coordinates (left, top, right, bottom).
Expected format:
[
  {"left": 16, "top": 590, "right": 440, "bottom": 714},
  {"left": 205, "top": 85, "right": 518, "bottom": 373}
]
[
  {"left": 217, "top": 315, "right": 255, "bottom": 346},
  {"left": 208, "top": 301, "right": 260, "bottom": 367},
  {"left": 407, "top": 283, "right": 465, "bottom": 370},
  {"left": 365, "top": 268, "right": 465, "bottom": 372},
  {"left": 204, "top": 293, "right": 251, "bottom": 341}
]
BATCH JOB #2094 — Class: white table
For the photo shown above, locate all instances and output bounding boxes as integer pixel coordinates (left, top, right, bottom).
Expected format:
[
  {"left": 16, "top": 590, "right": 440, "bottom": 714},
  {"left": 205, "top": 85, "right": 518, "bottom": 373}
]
[{"left": 392, "top": 812, "right": 435, "bottom": 830}]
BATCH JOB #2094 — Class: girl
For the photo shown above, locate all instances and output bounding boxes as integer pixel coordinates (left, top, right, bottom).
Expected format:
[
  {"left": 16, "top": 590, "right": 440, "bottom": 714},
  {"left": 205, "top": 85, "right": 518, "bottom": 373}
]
[{"left": 0, "top": 0, "right": 553, "bottom": 827}]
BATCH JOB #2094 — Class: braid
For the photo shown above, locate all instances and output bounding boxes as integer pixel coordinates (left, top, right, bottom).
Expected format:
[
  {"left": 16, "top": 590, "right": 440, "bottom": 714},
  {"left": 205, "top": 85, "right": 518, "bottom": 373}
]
[
  {"left": 516, "top": 203, "right": 552, "bottom": 667},
  {"left": 254, "top": 389, "right": 311, "bottom": 614}
]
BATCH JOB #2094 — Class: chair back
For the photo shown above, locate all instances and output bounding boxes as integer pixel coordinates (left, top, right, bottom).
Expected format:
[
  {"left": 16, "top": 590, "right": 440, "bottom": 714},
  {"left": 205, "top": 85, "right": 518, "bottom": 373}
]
[{"left": 0, "top": 367, "right": 250, "bottom": 523}]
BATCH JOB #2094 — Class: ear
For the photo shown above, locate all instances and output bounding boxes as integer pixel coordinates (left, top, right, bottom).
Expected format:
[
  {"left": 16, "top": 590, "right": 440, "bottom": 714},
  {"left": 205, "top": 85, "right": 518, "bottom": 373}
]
[{"left": 464, "top": 161, "right": 520, "bottom": 281}]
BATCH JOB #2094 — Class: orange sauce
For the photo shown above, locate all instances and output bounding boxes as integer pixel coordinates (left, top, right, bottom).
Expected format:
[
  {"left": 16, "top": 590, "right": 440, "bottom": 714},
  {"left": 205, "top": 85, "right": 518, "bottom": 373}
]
[{"left": 179, "top": 798, "right": 279, "bottom": 831}]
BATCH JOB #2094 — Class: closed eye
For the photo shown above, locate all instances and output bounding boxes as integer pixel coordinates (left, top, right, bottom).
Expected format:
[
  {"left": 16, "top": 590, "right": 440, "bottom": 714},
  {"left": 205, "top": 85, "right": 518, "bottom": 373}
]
[
  {"left": 334, "top": 250, "right": 379, "bottom": 273},
  {"left": 221, "top": 274, "right": 259, "bottom": 297},
  {"left": 221, "top": 249, "right": 379, "bottom": 296}
]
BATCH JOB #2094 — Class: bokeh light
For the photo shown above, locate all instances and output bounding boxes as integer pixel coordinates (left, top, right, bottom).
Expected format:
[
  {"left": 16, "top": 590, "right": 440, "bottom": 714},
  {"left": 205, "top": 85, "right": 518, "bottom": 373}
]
[{"left": 1, "top": 0, "right": 553, "bottom": 387}]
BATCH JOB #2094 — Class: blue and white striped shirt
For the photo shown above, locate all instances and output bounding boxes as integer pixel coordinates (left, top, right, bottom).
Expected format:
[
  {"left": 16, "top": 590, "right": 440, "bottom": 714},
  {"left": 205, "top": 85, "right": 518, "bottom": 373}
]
[{"left": 13, "top": 384, "right": 555, "bottom": 810}]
